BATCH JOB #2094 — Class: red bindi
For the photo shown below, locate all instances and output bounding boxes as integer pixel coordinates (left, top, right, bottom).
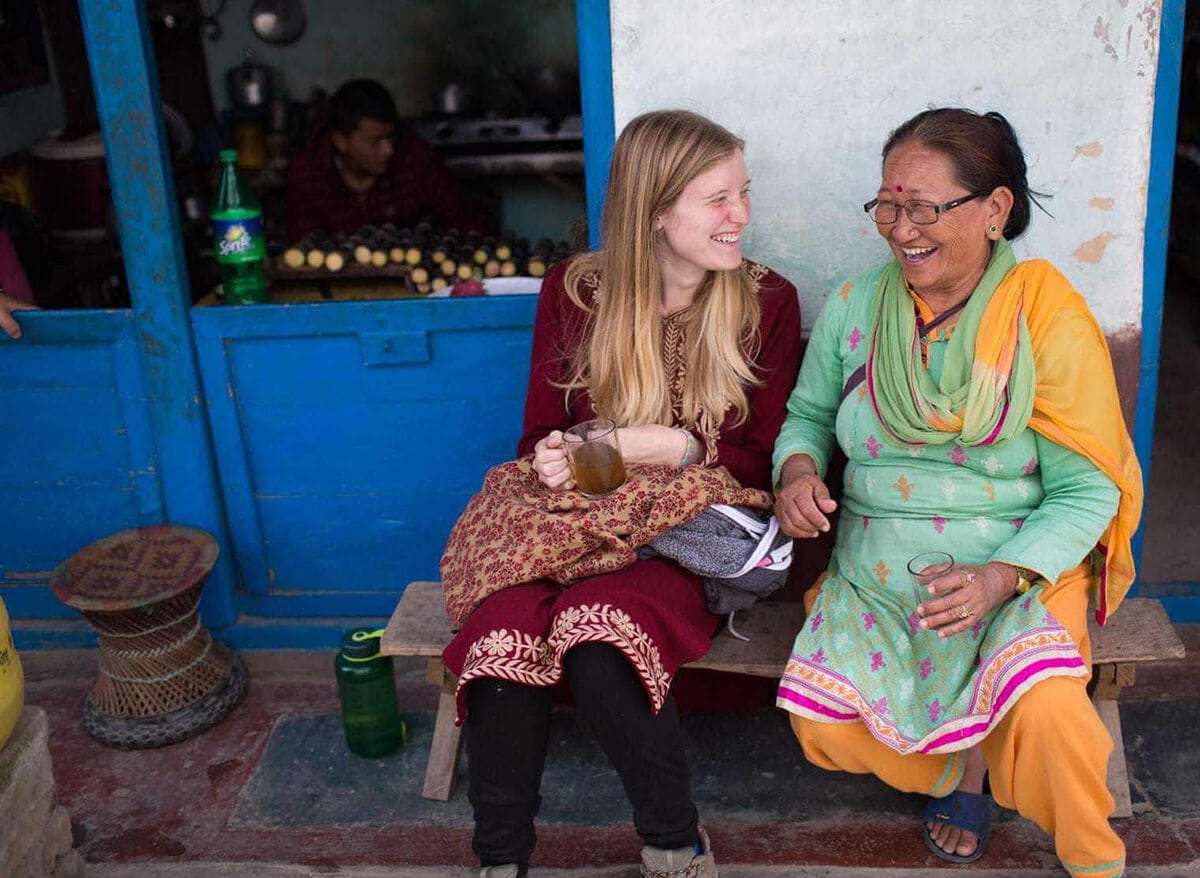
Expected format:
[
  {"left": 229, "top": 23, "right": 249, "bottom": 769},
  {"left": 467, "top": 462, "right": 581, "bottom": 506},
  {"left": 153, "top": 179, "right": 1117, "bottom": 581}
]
[{"left": 895, "top": 184, "right": 903, "bottom": 192}]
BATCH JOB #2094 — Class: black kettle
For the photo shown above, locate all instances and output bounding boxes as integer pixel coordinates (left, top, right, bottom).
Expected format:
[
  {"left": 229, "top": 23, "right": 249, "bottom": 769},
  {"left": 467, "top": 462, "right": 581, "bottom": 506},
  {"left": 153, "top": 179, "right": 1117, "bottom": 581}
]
[{"left": 227, "top": 53, "right": 272, "bottom": 109}]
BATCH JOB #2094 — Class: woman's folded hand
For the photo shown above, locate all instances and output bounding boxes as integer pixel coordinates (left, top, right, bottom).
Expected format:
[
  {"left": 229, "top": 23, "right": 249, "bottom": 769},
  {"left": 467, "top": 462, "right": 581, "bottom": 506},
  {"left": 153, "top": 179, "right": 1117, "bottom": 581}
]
[
  {"left": 775, "top": 454, "right": 838, "bottom": 539},
  {"left": 916, "top": 561, "right": 1020, "bottom": 638},
  {"left": 0, "top": 292, "right": 36, "bottom": 340},
  {"left": 532, "top": 431, "right": 576, "bottom": 491}
]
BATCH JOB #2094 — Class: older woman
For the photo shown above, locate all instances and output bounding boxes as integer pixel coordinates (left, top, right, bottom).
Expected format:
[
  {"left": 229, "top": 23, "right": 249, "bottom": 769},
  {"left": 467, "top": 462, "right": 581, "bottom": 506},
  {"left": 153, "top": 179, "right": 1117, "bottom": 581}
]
[
  {"left": 772, "top": 108, "right": 1142, "bottom": 878},
  {"left": 444, "top": 110, "right": 801, "bottom": 878}
]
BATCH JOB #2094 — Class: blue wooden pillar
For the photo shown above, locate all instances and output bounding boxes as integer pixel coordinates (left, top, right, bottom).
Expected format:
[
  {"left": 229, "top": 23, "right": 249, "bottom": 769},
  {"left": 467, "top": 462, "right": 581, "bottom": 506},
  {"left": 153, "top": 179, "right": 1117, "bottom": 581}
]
[
  {"left": 76, "top": 0, "right": 237, "bottom": 627},
  {"left": 1131, "top": 0, "right": 1185, "bottom": 586},
  {"left": 577, "top": 0, "right": 615, "bottom": 249}
]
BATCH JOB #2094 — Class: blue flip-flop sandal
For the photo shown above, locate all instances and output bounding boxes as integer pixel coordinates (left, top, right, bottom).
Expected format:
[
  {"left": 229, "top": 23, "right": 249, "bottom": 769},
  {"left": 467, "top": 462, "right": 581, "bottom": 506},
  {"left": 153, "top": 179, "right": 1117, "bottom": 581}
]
[{"left": 922, "top": 789, "right": 992, "bottom": 864}]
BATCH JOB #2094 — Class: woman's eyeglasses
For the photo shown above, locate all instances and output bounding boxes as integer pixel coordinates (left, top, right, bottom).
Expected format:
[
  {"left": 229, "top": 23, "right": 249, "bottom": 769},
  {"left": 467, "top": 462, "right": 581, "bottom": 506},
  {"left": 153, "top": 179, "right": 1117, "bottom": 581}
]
[{"left": 863, "top": 191, "right": 989, "bottom": 225}]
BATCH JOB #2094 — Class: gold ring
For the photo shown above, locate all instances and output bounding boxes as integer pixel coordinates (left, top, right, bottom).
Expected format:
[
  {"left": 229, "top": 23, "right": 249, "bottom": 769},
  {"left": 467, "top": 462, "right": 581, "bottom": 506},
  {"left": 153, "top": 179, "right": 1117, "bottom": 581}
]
[
  {"left": 957, "top": 604, "right": 972, "bottom": 620},
  {"left": 960, "top": 572, "right": 969, "bottom": 587}
]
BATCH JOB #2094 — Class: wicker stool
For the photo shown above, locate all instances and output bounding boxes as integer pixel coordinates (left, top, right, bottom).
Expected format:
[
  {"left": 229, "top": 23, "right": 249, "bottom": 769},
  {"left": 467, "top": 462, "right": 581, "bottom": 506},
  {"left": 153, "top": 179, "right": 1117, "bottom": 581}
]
[{"left": 50, "top": 525, "right": 247, "bottom": 749}]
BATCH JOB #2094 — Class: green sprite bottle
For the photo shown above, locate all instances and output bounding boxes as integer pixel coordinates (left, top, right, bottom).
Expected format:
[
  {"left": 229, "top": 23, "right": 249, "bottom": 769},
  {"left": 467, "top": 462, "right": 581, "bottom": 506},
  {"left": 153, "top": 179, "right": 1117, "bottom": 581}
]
[{"left": 211, "top": 148, "right": 268, "bottom": 304}]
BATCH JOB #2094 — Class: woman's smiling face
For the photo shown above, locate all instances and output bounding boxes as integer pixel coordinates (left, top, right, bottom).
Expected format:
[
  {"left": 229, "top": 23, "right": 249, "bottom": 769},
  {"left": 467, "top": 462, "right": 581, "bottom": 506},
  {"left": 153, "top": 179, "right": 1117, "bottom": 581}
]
[
  {"left": 876, "top": 142, "right": 1005, "bottom": 304},
  {"left": 655, "top": 150, "right": 752, "bottom": 278}
]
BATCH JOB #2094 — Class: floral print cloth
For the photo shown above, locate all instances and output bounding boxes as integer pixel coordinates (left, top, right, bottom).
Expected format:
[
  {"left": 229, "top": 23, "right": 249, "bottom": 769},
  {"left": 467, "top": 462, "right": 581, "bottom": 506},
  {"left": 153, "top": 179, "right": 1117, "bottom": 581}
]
[{"left": 439, "top": 458, "right": 771, "bottom": 627}]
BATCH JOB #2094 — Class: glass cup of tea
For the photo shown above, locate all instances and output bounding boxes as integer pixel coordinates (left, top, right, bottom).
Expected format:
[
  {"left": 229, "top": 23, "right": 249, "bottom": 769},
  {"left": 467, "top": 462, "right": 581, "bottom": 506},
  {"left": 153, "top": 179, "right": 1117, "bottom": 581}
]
[
  {"left": 908, "top": 550, "right": 955, "bottom": 612},
  {"left": 563, "top": 418, "right": 627, "bottom": 498}
]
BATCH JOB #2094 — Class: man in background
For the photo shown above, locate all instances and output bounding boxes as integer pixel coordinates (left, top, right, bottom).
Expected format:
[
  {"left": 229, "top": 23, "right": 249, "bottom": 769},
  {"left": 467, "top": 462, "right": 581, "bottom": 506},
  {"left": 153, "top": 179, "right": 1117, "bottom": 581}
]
[{"left": 286, "top": 79, "right": 491, "bottom": 243}]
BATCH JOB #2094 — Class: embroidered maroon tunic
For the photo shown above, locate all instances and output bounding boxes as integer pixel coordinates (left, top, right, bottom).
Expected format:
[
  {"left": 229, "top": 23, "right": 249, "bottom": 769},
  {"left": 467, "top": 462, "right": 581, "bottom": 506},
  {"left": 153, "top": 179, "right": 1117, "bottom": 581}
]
[
  {"left": 286, "top": 128, "right": 492, "bottom": 243},
  {"left": 442, "top": 258, "right": 801, "bottom": 720}
]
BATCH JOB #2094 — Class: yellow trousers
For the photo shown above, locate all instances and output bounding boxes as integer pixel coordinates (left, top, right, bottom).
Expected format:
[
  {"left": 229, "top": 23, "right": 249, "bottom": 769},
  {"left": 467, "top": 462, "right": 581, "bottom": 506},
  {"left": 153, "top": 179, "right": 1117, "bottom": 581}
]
[{"left": 790, "top": 564, "right": 1125, "bottom": 878}]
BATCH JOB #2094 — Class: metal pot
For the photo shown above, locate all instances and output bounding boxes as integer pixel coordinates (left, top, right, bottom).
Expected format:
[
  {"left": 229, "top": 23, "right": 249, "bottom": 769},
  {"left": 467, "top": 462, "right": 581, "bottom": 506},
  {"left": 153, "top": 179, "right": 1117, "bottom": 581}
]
[
  {"left": 437, "top": 83, "right": 471, "bottom": 116},
  {"left": 249, "top": 0, "right": 307, "bottom": 46},
  {"left": 227, "top": 57, "right": 271, "bottom": 108},
  {"left": 515, "top": 65, "right": 579, "bottom": 120}
]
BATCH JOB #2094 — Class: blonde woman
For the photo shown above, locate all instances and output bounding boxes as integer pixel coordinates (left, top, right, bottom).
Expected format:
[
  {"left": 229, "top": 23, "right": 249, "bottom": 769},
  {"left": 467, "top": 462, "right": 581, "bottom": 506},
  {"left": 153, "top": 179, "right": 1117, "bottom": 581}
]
[{"left": 443, "top": 110, "right": 802, "bottom": 878}]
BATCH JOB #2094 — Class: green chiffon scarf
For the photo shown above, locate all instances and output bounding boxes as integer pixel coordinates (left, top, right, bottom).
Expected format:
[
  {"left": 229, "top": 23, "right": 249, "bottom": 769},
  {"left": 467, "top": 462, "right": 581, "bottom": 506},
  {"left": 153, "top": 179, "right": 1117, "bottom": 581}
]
[{"left": 866, "top": 238, "right": 1036, "bottom": 447}]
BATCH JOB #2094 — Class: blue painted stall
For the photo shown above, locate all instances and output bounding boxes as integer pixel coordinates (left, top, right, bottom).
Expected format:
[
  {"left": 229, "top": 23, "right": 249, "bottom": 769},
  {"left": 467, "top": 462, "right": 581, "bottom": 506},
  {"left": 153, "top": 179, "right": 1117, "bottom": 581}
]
[
  {"left": 0, "top": 0, "right": 615, "bottom": 649},
  {"left": 2, "top": 0, "right": 238, "bottom": 645},
  {"left": 0, "top": 312, "right": 159, "bottom": 625},
  {"left": 189, "top": 297, "right": 537, "bottom": 643}
]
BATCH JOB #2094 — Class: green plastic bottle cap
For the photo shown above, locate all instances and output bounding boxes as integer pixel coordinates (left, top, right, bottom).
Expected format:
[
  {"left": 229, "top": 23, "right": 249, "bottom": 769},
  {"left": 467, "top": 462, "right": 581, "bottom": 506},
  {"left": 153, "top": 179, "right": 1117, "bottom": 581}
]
[
  {"left": 219, "top": 148, "right": 239, "bottom": 163},
  {"left": 340, "top": 626, "right": 386, "bottom": 659}
]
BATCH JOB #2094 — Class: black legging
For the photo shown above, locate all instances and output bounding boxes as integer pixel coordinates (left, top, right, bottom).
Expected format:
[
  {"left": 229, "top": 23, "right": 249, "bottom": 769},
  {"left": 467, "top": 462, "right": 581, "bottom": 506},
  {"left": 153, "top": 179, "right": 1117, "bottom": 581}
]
[{"left": 466, "top": 641, "right": 699, "bottom": 872}]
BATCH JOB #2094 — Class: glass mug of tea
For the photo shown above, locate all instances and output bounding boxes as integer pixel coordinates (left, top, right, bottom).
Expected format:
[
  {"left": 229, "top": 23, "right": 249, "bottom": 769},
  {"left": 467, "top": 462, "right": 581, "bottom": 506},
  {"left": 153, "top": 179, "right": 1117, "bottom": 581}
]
[
  {"left": 908, "top": 550, "right": 955, "bottom": 612},
  {"left": 563, "top": 418, "right": 627, "bottom": 498}
]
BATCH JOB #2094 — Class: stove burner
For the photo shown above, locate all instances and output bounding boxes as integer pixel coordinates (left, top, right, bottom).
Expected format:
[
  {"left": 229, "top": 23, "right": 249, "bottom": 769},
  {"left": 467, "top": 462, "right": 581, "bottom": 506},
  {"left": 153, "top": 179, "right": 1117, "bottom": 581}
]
[{"left": 414, "top": 115, "right": 583, "bottom": 148}]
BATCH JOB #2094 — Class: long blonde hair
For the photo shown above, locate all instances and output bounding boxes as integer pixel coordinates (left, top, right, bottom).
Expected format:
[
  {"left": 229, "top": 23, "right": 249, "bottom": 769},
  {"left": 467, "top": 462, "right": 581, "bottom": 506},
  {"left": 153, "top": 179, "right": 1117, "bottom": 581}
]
[{"left": 562, "top": 110, "right": 762, "bottom": 429}]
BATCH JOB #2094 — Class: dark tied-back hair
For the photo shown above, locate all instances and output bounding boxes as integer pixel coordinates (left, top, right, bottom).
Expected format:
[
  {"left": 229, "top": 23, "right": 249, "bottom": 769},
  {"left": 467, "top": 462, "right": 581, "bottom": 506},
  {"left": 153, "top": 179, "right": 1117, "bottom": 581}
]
[
  {"left": 329, "top": 79, "right": 398, "bottom": 135},
  {"left": 883, "top": 108, "right": 1050, "bottom": 240}
]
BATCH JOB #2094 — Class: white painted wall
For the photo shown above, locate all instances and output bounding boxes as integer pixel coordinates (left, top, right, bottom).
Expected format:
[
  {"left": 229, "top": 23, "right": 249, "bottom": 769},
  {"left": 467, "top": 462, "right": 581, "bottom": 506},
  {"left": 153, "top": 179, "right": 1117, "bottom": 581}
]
[{"left": 610, "top": 0, "right": 1161, "bottom": 332}]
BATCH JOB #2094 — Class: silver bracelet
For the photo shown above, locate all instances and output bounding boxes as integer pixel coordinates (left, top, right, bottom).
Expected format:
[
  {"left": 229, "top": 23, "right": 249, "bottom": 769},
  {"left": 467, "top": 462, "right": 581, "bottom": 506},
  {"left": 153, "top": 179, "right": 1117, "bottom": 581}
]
[{"left": 677, "top": 428, "right": 697, "bottom": 467}]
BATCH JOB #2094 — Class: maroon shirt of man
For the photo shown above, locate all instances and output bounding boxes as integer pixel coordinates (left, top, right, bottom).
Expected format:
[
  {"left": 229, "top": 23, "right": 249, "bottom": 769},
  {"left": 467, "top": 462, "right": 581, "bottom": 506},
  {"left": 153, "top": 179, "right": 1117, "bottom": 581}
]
[{"left": 286, "top": 127, "right": 491, "bottom": 243}]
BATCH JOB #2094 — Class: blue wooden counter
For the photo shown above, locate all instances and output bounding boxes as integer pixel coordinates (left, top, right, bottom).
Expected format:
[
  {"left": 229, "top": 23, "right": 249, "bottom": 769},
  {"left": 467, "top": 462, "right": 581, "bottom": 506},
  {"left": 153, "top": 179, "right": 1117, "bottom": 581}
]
[
  {"left": 192, "top": 295, "right": 536, "bottom": 620},
  {"left": 1, "top": 295, "right": 537, "bottom": 647},
  {"left": 0, "top": 310, "right": 159, "bottom": 623}
]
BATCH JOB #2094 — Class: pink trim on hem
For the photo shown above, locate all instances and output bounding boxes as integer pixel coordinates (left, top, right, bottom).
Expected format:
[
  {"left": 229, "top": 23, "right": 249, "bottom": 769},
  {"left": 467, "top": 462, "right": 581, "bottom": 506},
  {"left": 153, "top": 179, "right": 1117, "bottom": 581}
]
[{"left": 776, "top": 635, "right": 1087, "bottom": 755}]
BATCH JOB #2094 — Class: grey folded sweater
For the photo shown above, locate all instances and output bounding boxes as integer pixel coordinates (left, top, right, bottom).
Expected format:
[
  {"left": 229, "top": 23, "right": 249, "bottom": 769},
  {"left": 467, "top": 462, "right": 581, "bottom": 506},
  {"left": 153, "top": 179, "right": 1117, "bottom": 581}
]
[{"left": 638, "top": 504, "right": 793, "bottom": 614}]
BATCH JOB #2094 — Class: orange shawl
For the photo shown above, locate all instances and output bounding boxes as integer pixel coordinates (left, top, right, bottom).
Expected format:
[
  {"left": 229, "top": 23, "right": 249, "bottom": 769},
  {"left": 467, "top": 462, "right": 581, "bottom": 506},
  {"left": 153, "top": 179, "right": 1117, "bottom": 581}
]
[{"left": 983, "top": 260, "right": 1143, "bottom": 623}]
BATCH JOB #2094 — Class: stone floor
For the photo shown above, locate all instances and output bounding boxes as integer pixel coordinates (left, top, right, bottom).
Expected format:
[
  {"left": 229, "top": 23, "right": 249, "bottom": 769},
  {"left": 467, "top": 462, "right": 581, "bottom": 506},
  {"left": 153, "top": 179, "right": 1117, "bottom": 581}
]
[{"left": 18, "top": 625, "right": 1200, "bottom": 877}]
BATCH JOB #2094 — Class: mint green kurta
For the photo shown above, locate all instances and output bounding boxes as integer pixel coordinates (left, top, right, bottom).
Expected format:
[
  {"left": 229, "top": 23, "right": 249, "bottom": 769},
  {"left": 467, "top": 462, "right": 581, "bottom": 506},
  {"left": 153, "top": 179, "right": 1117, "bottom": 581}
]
[{"left": 773, "top": 267, "right": 1120, "bottom": 754}]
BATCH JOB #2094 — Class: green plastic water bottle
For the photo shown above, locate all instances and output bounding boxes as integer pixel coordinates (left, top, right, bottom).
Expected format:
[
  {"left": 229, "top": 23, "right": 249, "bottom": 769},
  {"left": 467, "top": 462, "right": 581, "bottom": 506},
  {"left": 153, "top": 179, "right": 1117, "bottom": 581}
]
[
  {"left": 334, "top": 627, "right": 407, "bottom": 758},
  {"left": 211, "top": 148, "right": 268, "bottom": 304}
]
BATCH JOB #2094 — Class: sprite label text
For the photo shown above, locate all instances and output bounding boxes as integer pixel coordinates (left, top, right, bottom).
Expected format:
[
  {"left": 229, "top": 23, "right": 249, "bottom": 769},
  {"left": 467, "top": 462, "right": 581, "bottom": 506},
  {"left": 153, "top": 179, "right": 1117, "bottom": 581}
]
[{"left": 212, "top": 216, "right": 265, "bottom": 264}]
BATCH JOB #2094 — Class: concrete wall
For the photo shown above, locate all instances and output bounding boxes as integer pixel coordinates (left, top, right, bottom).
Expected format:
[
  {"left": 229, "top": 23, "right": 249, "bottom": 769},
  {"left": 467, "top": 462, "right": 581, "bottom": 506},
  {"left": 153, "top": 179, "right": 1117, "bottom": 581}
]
[
  {"left": 609, "top": 0, "right": 1161, "bottom": 335},
  {"left": 203, "top": 0, "right": 578, "bottom": 117},
  {"left": 0, "top": 84, "right": 65, "bottom": 161},
  {"left": 0, "top": 4, "right": 65, "bottom": 161}
]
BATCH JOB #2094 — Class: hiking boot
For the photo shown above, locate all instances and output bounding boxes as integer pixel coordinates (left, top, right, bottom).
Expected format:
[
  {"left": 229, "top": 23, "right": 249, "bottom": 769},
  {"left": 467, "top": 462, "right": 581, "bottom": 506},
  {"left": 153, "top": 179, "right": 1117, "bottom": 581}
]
[
  {"left": 470, "top": 865, "right": 520, "bottom": 878},
  {"left": 639, "top": 827, "right": 718, "bottom": 877}
]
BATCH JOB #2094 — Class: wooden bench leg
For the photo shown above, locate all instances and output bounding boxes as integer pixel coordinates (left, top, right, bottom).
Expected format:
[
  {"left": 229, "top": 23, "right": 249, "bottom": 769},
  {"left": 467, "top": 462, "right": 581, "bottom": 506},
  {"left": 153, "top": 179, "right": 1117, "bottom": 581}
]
[
  {"left": 1091, "top": 662, "right": 1136, "bottom": 819},
  {"left": 1094, "top": 699, "right": 1132, "bottom": 818},
  {"left": 422, "top": 658, "right": 464, "bottom": 801}
]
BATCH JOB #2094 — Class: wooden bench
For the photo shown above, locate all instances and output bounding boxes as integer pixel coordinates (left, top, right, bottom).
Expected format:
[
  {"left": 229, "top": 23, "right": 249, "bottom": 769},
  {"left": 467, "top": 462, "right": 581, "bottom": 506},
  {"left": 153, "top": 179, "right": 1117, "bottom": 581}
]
[{"left": 381, "top": 581, "right": 1184, "bottom": 816}]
